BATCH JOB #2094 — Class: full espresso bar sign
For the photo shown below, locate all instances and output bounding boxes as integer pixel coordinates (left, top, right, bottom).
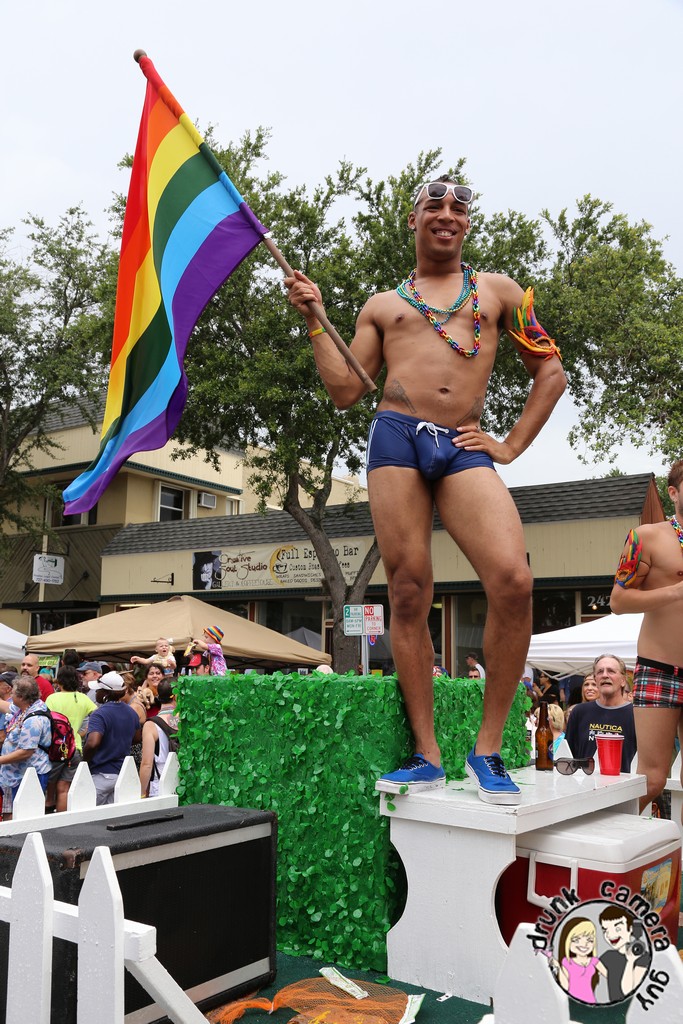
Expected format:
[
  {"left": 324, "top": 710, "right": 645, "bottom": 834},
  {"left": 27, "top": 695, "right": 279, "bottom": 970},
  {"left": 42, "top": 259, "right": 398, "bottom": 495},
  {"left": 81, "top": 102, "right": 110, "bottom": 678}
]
[{"left": 192, "top": 539, "right": 366, "bottom": 591}]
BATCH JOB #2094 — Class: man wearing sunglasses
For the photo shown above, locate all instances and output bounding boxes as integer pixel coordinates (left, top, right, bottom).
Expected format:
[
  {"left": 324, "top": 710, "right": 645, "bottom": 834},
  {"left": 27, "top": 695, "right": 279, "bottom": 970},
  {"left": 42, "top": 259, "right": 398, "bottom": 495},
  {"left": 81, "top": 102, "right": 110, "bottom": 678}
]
[
  {"left": 610, "top": 457, "right": 683, "bottom": 815},
  {"left": 285, "top": 175, "right": 566, "bottom": 804},
  {"left": 564, "top": 654, "right": 636, "bottom": 772}
]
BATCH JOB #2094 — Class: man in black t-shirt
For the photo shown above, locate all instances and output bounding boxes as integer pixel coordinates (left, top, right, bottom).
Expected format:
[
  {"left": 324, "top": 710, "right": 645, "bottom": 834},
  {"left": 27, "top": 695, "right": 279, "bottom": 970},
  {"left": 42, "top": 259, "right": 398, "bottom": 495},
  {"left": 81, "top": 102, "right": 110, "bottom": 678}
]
[
  {"left": 565, "top": 654, "right": 636, "bottom": 772},
  {"left": 598, "top": 906, "right": 650, "bottom": 1002}
]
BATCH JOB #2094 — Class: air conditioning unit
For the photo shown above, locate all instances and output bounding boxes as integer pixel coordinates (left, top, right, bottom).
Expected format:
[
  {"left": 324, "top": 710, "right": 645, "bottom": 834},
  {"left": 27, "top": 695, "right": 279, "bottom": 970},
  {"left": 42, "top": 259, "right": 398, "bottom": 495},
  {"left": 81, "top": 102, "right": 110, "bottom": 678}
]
[{"left": 197, "top": 492, "right": 217, "bottom": 509}]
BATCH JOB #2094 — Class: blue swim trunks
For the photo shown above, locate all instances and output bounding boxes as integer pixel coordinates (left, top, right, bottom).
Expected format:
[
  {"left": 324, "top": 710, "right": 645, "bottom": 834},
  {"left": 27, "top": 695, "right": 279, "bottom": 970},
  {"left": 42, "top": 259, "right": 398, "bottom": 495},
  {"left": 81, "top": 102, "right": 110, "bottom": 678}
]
[{"left": 366, "top": 410, "right": 495, "bottom": 481}]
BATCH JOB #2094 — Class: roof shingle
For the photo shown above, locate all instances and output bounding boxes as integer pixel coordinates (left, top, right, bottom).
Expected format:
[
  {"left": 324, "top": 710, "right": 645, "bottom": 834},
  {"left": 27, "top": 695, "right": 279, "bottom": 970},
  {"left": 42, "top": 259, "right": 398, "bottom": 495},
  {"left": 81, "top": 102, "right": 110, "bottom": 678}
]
[{"left": 101, "top": 473, "right": 657, "bottom": 557}]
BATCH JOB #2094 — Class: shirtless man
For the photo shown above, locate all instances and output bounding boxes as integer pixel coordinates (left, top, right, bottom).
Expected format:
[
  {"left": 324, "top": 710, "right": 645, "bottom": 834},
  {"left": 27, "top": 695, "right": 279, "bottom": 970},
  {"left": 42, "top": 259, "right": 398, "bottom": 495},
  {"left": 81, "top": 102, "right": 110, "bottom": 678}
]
[
  {"left": 286, "top": 177, "right": 566, "bottom": 803},
  {"left": 610, "top": 458, "right": 683, "bottom": 813}
]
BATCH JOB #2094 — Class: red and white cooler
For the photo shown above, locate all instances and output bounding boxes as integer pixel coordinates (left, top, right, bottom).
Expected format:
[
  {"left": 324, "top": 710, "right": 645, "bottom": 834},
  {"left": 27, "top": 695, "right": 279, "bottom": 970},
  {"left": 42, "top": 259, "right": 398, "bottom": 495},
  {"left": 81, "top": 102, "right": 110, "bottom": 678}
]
[{"left": 496, "top": 810, "right": 681, "bottom": 946}]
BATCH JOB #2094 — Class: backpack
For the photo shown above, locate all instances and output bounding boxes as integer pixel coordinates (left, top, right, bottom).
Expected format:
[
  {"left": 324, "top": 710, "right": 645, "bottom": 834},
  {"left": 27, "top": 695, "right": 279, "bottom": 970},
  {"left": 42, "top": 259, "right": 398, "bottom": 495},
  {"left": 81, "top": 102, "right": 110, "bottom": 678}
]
[
  {"left": 151, "top": 714, "right": 179, "bottom": 780},
  {"left": 25, "top": 709, "right": 77, "bottom": 763},
  {"left": 153, "top": 714, "right": 179, "bottom": 754}
]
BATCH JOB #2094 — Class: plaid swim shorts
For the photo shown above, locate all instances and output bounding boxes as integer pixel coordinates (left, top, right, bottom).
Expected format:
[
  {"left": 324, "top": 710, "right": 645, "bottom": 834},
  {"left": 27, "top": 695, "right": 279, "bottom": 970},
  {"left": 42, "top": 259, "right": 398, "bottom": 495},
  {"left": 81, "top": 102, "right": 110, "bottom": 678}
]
[{"left": 633, "top": 657, "right": 683, "bottom": 708}]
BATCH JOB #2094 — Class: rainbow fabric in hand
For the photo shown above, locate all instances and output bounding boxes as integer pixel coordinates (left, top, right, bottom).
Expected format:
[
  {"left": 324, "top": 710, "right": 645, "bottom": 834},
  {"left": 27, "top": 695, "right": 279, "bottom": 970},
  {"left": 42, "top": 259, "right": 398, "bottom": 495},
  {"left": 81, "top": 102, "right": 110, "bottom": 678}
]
[
  {"left": 614, "top": 528, "right": 643, "bottom": 587},
  {"left": 509, "top": 288, "right": 562, "bottom": 360},
  {"left": 63, "top": 54, "right": 267, "bottom": 514}
]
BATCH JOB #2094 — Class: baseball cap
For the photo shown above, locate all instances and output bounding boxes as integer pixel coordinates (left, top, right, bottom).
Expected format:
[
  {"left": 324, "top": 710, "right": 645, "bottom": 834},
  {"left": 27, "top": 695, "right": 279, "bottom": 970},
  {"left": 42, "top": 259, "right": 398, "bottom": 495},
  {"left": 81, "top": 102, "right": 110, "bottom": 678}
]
[
  {"left": 78, "top": 661, "right": 103, "bottom": 673},
  {"left": 92, "top": 671, "right": 125, "bottom": 692},
  {"left": 0, "top": 671, "right": 16, "bottom": 686}
]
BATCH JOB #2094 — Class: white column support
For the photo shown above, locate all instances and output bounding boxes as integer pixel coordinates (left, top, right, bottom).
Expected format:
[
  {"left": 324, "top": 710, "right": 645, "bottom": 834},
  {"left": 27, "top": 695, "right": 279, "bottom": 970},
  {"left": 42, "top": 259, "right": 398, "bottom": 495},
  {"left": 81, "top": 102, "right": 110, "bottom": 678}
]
[{"left": 387, "top": 817, "right": 514, "bottom": 1003}]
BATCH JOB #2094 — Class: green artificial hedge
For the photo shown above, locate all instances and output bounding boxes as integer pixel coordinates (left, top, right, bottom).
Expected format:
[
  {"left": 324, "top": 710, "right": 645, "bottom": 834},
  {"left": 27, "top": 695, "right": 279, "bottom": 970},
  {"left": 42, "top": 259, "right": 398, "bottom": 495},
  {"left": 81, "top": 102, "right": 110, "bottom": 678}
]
[{"left": 176, "top": 673, "right": 530, "bottom": 972}]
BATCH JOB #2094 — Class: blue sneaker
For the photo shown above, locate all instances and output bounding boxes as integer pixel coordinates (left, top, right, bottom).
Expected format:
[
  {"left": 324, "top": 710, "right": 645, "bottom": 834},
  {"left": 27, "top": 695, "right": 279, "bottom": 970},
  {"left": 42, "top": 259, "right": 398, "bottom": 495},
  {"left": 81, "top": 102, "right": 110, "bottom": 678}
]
[
  {"left": 376, "top": 754, "right": 446, "bottom": 794},
  {"left": 465, "top": 748, "right": 521, "bottom": 805}
]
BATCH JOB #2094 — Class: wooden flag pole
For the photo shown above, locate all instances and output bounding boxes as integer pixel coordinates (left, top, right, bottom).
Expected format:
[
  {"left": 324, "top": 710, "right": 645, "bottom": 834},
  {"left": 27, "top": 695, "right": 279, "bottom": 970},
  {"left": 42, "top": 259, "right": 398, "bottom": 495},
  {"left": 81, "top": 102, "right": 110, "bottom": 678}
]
[
  {"left": 133, "top": 49, "right": 375, "bottom": 395},
  {"left": 262, "top": 235, "right": 377, "bottom": 394}
]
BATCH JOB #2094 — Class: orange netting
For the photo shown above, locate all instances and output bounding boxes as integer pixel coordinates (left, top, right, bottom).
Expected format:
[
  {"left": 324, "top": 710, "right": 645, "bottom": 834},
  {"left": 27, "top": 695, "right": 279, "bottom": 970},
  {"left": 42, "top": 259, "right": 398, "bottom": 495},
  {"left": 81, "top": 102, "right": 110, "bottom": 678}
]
[{"left": 208, "top": 977, "right": 410, "bottom": 1024}]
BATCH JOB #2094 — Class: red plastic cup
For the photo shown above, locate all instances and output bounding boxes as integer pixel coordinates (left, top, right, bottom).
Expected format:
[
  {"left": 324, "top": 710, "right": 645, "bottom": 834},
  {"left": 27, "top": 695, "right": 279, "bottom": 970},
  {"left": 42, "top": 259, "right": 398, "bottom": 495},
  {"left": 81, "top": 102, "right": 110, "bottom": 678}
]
[{"left": 595, "top": 733, "right": 624, "bottom": 776}]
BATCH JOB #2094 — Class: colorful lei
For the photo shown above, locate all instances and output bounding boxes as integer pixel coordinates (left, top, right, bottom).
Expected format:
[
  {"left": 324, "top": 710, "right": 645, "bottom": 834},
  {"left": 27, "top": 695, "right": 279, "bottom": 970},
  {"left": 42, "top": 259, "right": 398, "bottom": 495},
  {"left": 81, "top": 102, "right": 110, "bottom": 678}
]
[
  {"left": 670, "top": 515, "right": 683, "bottom": 551},
  {"left": 509, "top": 288, "right": 562, "bottom": 360},
  {"left": 614, "top": 528, "right": 643, "bottom": 588},
  {"left": 396, "top": 264, "right": 480, "bottom": 358}
]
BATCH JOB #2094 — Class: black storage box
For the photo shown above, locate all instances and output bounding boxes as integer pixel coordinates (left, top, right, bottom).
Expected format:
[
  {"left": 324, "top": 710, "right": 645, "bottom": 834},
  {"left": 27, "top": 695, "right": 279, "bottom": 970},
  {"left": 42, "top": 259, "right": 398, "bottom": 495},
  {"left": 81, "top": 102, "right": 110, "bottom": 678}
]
[{"left": 0, "top": 804, "right": 277, "bottom": 1024}]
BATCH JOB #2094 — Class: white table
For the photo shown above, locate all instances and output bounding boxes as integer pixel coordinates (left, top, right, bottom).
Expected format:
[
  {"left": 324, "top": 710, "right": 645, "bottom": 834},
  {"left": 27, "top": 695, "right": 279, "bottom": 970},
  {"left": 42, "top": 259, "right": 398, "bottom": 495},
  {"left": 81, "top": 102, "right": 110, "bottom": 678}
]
[{"left": 377, "top": 766, "right": 647, "bottom": 1005}]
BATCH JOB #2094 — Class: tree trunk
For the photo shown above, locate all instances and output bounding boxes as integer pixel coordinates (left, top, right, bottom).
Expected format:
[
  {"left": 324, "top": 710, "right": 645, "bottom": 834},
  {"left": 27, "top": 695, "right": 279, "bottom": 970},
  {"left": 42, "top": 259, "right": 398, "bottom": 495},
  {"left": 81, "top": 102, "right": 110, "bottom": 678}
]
[{"left": 283, "top": 474, "right": 382, "bottom": 673}]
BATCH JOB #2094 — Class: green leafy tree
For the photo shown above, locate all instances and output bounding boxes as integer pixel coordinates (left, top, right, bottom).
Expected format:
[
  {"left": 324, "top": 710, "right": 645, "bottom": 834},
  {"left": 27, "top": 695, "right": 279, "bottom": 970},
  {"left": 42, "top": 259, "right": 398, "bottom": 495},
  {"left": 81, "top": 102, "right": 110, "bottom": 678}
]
[
  {"left": 539, "top": 197, "right": 683, "bottom": 463},
  {"left": 656, "top": 475, "right": 674, "bottom": 517},
  {"left": 0, "top": 207, "right": 116, "bottom": 548}
]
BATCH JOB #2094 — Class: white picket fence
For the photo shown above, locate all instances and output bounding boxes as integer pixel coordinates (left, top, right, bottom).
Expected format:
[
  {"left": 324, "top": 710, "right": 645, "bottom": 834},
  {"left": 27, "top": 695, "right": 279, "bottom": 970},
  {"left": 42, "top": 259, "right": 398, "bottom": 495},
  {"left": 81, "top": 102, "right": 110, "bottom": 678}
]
[
  {"left": 1, "top": 830, "right": 207, "bottom": 1024},
  {"left": 0, "top": 753, "right": 179, "bottom": 837},
  {"left": 0, "top": 753, "right": 210, "bottom": 1022}
]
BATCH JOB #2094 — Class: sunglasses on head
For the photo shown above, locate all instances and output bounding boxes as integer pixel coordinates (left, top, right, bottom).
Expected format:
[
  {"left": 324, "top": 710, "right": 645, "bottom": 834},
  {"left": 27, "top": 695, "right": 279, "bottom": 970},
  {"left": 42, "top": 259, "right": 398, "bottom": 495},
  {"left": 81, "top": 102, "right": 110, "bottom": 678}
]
[
  {"left": 413, "top": 181, "right": 473, "bottom": 207},
  {"left": 554, "top": 757, "right": 595, "bottom": 776}
]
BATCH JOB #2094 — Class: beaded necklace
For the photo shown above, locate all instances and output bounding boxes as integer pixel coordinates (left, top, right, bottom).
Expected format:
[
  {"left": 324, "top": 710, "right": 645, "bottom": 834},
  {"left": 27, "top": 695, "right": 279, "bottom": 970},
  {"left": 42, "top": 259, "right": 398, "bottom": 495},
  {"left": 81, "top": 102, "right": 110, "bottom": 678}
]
[
  {"left": 670, "top": 515, "right": 683, "bottom": 551},
  {"left": 396, "top": 264, "right": 480, "bottom": 357},
  {"left": 6, "top": 703, "right": 31, "bottom": 737}
]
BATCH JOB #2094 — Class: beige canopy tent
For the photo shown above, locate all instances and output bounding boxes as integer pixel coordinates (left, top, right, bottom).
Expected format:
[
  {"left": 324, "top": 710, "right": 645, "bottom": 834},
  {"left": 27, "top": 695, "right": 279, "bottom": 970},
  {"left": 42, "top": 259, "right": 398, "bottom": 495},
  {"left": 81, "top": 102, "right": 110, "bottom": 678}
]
[{"left": 26, "top": 595, "right": 331, "bottom": 670}]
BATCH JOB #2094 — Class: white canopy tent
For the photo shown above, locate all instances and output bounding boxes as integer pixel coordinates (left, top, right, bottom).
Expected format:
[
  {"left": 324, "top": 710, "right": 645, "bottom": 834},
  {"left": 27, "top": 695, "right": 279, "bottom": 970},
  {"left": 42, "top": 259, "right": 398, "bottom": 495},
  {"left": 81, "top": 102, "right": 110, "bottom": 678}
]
[
  {"left": 0, "top": 622, "right": 27, "bottom": 663},
  {"left": 526, "top": 613, "right": 643, "bottom": 676}
]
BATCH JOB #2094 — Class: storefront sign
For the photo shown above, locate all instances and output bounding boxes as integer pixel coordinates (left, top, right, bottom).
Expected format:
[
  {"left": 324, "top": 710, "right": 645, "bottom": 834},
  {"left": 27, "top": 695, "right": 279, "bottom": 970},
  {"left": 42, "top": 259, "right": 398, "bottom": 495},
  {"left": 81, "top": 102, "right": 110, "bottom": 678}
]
[
  {"left": 32, "top": 554, "right": 65, "bottom": 585},
  {"left": 193, "top": 538, "right": 366, "bottom": 591}
]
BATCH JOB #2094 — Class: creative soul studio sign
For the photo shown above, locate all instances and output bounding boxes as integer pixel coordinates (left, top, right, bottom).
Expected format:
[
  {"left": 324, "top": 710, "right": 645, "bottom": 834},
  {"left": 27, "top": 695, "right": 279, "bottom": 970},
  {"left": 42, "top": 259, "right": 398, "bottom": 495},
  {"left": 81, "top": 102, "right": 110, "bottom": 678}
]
[{"left": 192, "top": 538, "right": 367, "bottom": 591}]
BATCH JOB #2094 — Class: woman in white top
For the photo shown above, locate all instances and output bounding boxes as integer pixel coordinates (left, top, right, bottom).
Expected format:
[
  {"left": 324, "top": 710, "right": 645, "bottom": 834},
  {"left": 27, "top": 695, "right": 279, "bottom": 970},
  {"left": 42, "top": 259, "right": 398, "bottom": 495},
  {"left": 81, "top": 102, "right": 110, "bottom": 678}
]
[{"left": 139, "top": 679, "right": 178, "bottom": 797}]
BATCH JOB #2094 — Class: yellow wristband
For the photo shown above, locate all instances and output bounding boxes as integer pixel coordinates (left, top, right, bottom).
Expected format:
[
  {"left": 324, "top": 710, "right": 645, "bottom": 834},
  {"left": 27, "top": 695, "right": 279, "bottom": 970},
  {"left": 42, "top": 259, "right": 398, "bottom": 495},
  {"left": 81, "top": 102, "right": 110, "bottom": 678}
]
[{"left": 308, "top": 326, "right": 326, "bottom": 338}]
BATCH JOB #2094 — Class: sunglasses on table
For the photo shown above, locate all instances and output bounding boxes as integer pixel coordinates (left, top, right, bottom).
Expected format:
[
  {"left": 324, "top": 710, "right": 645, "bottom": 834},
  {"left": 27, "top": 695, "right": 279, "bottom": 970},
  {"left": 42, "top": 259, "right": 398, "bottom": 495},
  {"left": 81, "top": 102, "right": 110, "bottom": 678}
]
[
  {"left": 413, "top": 181, "right": 473, "bottom": 207},
  {"left": 554, "top": 757, "right": 595, "bottom": 776}
]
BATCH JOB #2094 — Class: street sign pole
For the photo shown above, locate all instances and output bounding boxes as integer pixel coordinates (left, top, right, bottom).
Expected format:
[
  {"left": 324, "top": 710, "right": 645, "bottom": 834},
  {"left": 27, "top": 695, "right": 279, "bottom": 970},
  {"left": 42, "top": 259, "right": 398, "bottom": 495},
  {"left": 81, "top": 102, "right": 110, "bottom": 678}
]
[{"left": 343, "top": 603, "right": 384, "bottom": 675}]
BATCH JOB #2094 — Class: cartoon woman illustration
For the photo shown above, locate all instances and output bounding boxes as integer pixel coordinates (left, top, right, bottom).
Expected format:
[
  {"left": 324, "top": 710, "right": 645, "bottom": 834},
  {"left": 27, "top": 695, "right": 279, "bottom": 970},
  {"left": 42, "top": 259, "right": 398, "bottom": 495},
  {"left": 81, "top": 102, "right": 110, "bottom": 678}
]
[{"left": 551, "top": 917, "right": 607, "bottom": 1003}]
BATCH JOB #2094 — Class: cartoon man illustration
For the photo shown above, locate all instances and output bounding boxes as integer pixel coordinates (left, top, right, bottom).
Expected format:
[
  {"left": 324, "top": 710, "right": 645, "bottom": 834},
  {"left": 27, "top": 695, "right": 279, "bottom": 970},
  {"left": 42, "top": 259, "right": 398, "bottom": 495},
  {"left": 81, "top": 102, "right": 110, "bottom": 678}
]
[{"left": 598, "top": 906, "right": 651, "bottom": 1001}]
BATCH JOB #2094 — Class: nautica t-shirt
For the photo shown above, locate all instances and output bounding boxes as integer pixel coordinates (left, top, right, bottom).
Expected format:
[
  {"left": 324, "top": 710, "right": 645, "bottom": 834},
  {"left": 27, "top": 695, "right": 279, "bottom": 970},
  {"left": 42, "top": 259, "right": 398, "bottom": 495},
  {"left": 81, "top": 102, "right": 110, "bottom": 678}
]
[{"left": 565, "top": 700, "right": 636, "bottom": 771}]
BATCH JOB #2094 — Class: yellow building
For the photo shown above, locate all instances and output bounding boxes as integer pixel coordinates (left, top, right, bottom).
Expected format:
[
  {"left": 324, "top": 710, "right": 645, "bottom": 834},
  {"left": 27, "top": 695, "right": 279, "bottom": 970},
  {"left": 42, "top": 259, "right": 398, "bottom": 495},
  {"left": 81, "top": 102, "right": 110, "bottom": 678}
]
[{"left": 0, "top": 399, "right": 365, "bottom": 636}]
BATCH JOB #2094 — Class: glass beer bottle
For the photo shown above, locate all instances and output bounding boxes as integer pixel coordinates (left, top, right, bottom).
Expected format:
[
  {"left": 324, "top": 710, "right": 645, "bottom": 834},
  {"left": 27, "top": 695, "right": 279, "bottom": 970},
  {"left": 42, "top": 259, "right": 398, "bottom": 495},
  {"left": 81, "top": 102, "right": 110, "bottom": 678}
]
[{"left": 535, "top": 701, "right": 553, "bottom": 771}]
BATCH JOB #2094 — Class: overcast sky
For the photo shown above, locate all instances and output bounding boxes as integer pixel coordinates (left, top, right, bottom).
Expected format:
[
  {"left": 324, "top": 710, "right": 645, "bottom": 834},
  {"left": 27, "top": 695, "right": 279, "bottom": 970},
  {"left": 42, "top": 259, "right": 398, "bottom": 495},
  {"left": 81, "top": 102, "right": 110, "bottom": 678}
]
[{"left": 3, "top": 0, "right": 680, "bottom": 486}]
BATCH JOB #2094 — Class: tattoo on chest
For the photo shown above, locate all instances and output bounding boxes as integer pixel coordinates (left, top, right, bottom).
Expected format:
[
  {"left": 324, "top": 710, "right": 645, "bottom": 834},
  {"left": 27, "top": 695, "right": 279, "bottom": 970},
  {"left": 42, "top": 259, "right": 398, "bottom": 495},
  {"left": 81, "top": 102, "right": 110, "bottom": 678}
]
[{"left": 384, "top": 379, "right": 417, "bottom": 413}]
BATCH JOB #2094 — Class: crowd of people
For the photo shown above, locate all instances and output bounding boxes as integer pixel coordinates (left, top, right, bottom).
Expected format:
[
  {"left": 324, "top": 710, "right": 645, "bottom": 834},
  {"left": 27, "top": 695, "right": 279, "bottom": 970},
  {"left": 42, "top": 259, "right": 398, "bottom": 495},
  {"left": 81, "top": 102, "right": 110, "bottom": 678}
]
[{"left": 0, "top": 625, "right": 225, "bottom": 812}]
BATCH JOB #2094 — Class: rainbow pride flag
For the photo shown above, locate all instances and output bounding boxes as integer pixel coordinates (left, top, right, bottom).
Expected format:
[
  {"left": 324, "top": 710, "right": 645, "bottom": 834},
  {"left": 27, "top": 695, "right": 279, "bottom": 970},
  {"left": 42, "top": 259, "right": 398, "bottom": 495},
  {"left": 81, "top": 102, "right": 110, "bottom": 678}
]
[{"left": 63, "top": 54, "right": 267, "bottom": 514}]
